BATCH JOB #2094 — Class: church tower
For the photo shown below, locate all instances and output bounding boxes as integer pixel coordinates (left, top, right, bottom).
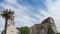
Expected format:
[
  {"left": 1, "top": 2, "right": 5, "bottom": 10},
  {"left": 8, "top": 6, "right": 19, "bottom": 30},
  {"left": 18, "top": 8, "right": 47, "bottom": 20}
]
[
  {"left": 6, "top": 16, "right": 18, "bottom": 34},
  {"left": 7, "top": 16, "right": 15, "bottom": 26}
]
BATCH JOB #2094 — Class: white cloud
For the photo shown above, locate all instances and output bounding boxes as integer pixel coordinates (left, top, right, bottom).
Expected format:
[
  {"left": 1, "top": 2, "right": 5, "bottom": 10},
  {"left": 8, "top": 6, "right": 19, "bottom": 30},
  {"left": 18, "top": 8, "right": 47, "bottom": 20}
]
[
  {"left": 15, "top": 16, "right": 38, "bottom": 27},
  {"left": 4, "top": 0, "right": 18, "bottom": 5}
]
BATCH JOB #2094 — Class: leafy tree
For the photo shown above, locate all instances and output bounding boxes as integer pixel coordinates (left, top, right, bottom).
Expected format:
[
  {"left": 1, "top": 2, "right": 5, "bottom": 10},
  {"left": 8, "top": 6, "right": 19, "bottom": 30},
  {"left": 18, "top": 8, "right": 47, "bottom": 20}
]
[
  {"left": 17, "top": 26, "right": 29, "bottom": 34},
  {"left": 0, "top": 9, "right": 14, "bottom": 34}
]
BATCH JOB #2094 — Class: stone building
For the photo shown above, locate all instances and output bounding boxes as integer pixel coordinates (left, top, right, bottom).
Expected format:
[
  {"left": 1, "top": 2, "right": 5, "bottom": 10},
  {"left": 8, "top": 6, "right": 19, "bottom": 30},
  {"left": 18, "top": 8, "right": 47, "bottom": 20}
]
[
  {"left": 29, "top": 17, "right": 58, "bottom": 34},
  {"left": 1, "top": 16, "right": 19, "bottom": 34}
]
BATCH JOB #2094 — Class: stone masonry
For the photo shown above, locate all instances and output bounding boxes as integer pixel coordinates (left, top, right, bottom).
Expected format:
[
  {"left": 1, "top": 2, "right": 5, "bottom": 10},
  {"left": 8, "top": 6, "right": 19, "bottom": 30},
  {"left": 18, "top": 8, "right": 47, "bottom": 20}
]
[{"left": 1, "top": 16, "right": 19, "bottom": 34}]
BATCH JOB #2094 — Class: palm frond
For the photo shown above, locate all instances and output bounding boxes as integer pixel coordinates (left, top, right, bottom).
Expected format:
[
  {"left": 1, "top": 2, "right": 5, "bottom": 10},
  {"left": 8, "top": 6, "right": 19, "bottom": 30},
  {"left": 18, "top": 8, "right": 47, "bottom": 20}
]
[{"left": 1, "top": 9, "right": 15, "bottom": 19}]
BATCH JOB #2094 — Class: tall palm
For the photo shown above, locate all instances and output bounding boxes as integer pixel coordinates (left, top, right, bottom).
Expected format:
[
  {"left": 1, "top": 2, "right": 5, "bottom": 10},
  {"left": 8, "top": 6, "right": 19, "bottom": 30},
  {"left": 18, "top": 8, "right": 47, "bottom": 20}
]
[{"left": 1, "top": 9, "right": 14, "bottom": 34}]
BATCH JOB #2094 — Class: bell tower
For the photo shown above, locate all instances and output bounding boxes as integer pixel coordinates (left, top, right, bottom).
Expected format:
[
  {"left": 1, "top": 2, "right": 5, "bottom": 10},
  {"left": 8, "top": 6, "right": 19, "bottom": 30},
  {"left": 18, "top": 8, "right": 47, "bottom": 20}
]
[
  {"left": 6, "top": 16, "right": 18, "bottom": 34},
  {"left": 10, "top": 16, "right": 15, "bottom": 26},
  {"left": 7, "top": 16, "right": 15, "bottom": 26}
]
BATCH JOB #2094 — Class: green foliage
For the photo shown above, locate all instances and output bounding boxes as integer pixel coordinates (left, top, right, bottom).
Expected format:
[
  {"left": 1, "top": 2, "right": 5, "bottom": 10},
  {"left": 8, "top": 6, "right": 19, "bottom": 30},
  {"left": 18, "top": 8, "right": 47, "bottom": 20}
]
[
  {"left": 17, "top": 26, "right": 29, "bottom": 34},
  {"left": 1, "top": 9, "right": 14, "bottom": 19}
]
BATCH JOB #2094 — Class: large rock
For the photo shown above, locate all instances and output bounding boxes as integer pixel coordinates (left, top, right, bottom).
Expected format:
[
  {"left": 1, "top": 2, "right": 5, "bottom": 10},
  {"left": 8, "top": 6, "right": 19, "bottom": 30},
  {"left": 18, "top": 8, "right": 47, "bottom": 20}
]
[{"left": 29, "top": 17, "right": 58, "bottom": 34}]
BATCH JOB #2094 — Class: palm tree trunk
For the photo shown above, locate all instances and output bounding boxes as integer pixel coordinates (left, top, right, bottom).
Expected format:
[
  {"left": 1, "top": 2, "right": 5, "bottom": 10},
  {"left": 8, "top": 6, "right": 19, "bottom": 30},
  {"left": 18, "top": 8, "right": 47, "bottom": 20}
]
[{"left": 4, "top": 18, "right": 8, "bottom": 34}]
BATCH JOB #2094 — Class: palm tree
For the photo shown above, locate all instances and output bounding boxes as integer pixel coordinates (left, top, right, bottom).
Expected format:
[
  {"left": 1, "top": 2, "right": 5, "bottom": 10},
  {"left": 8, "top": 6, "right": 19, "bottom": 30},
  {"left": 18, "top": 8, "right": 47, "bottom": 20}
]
[{"left": 1, "top": 9, "right": 14, "bottom": 34}]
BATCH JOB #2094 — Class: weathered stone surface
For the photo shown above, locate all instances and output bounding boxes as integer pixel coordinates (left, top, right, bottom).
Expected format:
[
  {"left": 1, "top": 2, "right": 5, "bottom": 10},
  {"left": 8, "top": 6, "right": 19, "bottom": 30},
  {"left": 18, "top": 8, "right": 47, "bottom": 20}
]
[
  {"left": 29, "top": 17, "right": 58, "bottom": 34},
  {"left": 1, "top": 16, "right": 19, "bottom": 34}
]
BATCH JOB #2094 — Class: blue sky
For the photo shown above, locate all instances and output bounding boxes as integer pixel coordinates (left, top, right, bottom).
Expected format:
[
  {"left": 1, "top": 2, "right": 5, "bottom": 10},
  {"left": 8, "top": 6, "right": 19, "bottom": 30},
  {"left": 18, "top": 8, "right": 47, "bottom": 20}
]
[{"left": 0, "top": 0, "right": 60, "bottom": 33}]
